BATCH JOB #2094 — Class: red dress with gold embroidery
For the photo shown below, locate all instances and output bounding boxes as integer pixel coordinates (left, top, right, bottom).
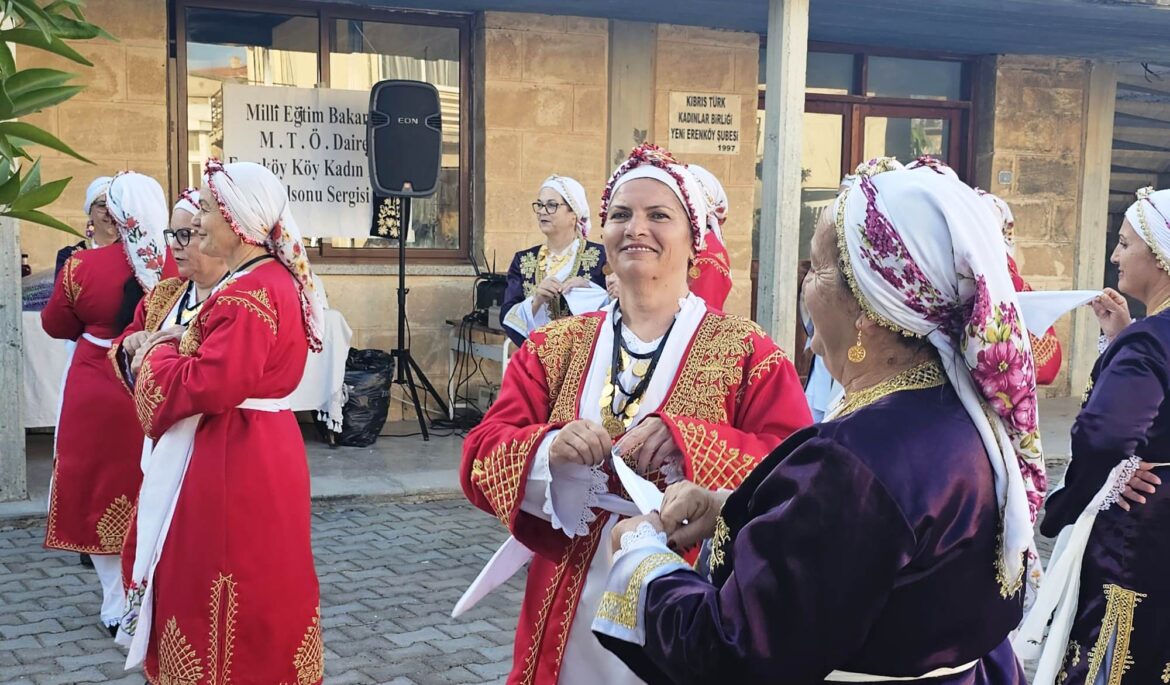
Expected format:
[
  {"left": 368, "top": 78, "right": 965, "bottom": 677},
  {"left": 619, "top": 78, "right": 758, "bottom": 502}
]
[
  {"left": 133, "top": 261, "right": 322, "bottom": 685},
  {"left": 41, "top": 244, "right": 159, "bottom": 554},
  {"left": 462, "top": 304, "right": 811, "bottom": 685},
  {"left": 1008, "top": 256, "right": 1063, "bottom": 385},
  {"left": 688, "top": 235, "right": 732, "bottom": 310}
]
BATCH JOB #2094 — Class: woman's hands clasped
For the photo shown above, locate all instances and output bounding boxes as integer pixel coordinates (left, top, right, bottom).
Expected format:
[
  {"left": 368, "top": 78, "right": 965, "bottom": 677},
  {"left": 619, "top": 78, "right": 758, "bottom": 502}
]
[{"left": 129, "top": 326, "right": 185, "bottom": 376}]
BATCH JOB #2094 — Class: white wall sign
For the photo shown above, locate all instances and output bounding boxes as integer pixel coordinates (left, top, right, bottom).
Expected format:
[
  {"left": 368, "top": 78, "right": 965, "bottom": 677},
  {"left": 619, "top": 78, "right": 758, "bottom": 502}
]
[
  {"left": 222, "top": 83, "right": 372, "bottom": 238},
  {"left": 667, "top": 92, "right": 742, "bottom": 155}
]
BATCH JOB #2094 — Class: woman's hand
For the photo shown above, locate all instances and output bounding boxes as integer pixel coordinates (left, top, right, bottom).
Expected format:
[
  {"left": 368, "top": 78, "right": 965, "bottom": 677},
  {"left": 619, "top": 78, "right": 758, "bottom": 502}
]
[
  {"left": 606, "top": 273, "right": 621, "bottom": 301},
  {"left": 659, "top": 482, "right": 729, "bottom": 551},
  {"left": 121, "top": 331, "right": 151, "bottom": 359},
  {"left": 130, "top": 326, "right": 185, "bottom": 375},
  {"left": 532, "top": 277, "right": 562, "bottom": 310},
  {"left": 549, "top": 420, "right": 612, "bottom": 468},
  {"left": 609, "top": 512, "right": 664, "bottom": 555},
  {"left": 560, "top": 276, "right": 590, "bottom": 294},
  {"left": 1118, "top": 461, "right": 1162, "bottom": 512},
  {"left": 617, "top": 416, "right": 680, "bottom": 475},
  {"left": 1090, "top": 288, "right": 1132, "bottom": 341}
]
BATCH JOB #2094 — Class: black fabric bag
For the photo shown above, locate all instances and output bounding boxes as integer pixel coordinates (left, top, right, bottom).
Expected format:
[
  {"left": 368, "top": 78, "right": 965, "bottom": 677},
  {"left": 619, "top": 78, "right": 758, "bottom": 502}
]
[{"left": 333, "top": 349, "right": 395, "bottom": 447}]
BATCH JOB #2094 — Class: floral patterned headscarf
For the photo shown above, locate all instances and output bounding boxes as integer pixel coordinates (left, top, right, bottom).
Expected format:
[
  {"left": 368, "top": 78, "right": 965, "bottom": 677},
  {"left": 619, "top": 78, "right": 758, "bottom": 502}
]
[
  {"left": 976, "top": 189, "right": 1016, "bottom": 256},
  {"left": 173, "top": 187, "right": 200, "bottom": 217},
  {"left": 834, "top": 156, "right": 1045, "bottom": 598},
  {"left": 540, "top": 175, "right": 591, "bottom": 238},
  {"left": 203, "top": 158, "right": 324, "bottom": 352},
  {"left": 106, "top": 171, "right": 169, "bottom": 291},
  {"left": 601, "top": 143, "right": 711, "bottom": 251},
  {"left": 1124, "top": 186, "right": 1170, "bottom": 275},
  {"left": 688, "top": 164, "right": 729, "bottom": 246}
]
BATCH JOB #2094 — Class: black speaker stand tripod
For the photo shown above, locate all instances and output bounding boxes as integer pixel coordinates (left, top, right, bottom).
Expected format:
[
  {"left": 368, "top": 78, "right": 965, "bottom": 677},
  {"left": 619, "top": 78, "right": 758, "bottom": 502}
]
[{"left": 391, "top": 196, "right": 448, "bottom": 440}]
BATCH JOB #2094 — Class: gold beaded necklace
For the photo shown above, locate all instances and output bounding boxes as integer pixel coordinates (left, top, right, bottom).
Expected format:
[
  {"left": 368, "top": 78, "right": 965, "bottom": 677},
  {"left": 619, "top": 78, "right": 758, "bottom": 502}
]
[
  {"left": 1148, "top": 296, "right": 1170, "bottom": 317},
  {"left": 830, "top": 359, "right": 946, "bottom": 420}
]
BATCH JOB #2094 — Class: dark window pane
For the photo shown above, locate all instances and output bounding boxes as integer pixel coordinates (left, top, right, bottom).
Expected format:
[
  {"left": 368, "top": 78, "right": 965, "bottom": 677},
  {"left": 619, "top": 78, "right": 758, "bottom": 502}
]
[
  {"left": 866, "top": 57, "right": 963, "bottom": 101},
  {"left": 863, "top": 116, "right": 950, "bottom": 163},
  {"left": 329, "top": 19, "right": 462, "bottom": 250},
  {"left": 806, "top": 52, "right": 854, "bottom": 95}
]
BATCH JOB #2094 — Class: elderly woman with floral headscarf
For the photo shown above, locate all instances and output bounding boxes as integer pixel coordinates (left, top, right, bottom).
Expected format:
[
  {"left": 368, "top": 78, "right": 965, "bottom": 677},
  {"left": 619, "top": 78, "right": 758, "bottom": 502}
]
[
  {"left": 593, "top": 158, "right": 1045, "bottom": 684},
  {"left": 501, "top": 174, "right": 609, "bottom": 347},
  {"left": 460, "top": 144, "right": 811, "bottom": 684},
  {"left": 1017, "top": 187, "right": 1170, "bottom": 685},
  {"left": 115, "top": 160, "right": 324, "bottom": 685},
  {"left": 41, "top": 171, "right": 175, "bottom": 636},
  {"left": 977, "top": 190, "right": 1064, "bottom": 386}
]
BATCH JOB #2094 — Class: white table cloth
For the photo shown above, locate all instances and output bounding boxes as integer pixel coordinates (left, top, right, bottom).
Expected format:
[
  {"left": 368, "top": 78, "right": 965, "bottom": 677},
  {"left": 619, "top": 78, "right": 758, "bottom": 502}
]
[{"left": 22, "top": 308, "right": 352, "bottom": 431}]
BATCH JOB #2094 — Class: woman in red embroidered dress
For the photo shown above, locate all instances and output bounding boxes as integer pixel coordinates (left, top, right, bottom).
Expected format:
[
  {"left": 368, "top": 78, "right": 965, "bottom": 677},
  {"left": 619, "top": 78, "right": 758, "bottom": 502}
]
[
  {"left": 460, "top": 144, "right": 812, "bottom": 685},
  {"left": 118, "top": 160, "right": 324, "bottom": 685},
  {"left": 42, "top": 171, "right": 174, "bottom": 636}
]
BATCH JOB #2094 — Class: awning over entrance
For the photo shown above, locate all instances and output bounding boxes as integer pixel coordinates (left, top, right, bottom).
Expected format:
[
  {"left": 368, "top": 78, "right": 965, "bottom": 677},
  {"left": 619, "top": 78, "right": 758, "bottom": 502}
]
[{"left": 349, "top": 0, "right": 1170, "bottom": 60}]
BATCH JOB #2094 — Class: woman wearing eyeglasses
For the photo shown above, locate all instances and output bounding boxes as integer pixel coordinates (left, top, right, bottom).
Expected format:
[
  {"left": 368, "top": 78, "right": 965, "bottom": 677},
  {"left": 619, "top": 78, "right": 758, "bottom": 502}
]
[
  {"left": 111, "top": 188, "right": 228, "bottom": 389},
  {"left": 500, "top": 175, "right": 609, "bottom": 347}
]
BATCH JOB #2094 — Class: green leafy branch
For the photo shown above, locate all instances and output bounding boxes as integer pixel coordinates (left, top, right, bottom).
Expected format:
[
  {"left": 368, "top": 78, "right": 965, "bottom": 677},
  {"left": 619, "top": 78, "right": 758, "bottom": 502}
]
[{"left": 1, "top": 0, "right": 112, "bottom": 235}]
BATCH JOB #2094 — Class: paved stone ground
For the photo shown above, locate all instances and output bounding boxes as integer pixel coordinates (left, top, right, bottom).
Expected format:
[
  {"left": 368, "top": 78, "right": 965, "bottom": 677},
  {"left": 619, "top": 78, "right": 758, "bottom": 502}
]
[{"left": 0, "top": 496, "right": 523, "bottom": 685}]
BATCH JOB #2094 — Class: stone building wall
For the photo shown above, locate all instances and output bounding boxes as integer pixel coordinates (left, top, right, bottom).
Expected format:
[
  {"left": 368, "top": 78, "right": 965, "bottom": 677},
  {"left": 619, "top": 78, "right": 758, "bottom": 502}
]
[
  {"left": 653, "top": 25, "right": 760, "bottom": 318},
  {"left": 976, "top": 55, "right": 1095, "bottom": 397},
  {"left": 16, "top": 0, "right": 169, "bottom": 271}
]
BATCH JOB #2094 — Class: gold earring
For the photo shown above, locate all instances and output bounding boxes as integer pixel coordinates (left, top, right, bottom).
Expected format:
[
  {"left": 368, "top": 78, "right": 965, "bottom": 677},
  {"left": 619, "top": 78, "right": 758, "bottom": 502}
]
[{"left": 847, "top": 329, "right": 866, "bottom": 363}]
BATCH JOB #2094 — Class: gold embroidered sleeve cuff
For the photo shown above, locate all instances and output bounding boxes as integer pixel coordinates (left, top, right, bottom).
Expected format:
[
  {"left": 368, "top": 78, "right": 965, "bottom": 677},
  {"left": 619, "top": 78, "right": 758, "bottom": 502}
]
[{"left": 592, "top": 541, "right": 691, "bottom": 646}]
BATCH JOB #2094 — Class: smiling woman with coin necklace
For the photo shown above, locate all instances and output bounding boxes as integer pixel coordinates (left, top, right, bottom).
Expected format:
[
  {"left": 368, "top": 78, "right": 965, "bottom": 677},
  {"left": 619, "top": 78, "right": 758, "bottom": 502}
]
[{"left": 460, "top": 143, "right": 811, "bottom": 685}]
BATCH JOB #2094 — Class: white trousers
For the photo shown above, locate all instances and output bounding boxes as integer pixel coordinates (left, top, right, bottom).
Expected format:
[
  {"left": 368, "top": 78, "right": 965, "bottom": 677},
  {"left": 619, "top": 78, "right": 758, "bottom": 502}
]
[{"left": 91, "top": 554, "right": 123, "bottom": 627}]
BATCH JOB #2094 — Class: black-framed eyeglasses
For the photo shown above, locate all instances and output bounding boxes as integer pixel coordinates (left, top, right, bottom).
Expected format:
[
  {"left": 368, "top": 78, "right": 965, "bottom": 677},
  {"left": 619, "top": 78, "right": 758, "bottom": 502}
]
[
  {"left": 531, "top": 200, "right": 562, "bottom": 215},
  {"left": 164, "top": 228, "right": 194, "bottom": 247}
]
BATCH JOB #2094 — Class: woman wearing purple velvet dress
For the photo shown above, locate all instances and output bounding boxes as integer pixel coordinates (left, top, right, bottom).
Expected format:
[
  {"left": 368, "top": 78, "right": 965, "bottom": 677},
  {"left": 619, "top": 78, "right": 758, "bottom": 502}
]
[
  {"left": 1018, "top": 186, "right": 1170, "bottom": 685},
  {"left": 590, "top": 158, "right": 1047, "bottom": 684}
]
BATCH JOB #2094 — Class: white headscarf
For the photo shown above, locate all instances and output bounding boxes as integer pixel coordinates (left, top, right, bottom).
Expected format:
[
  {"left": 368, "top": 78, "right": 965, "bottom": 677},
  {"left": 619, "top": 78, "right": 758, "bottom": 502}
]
[
  {"left": 976, "top": 189, "right": 1017, "bottom": 256},
  {"left": 540, "top": 175, "right": 591, "bottom": 238},
  {"left": 83, "top": 175, "right": 112, "bottom": 215},
  {"left": 203, "top": 158, "right": 325, "bottom": 352},
  {"left": 106, "top": 171, "right": 169, "bottom": 292},
  {"left": 688, "top": 164, "right": 729, "bottom": 245},
  {"left": 1125, "top": 186, "right": 1170, "bottom": 274},
  {"left": 601, "top": 143, "right": 711, "bottom": 250},
  {"left": 173, "top": 187, "right": 200, "bottom": 217},
  {"left": 834, "top": 157, "right": 1046, "bottom": 598}
]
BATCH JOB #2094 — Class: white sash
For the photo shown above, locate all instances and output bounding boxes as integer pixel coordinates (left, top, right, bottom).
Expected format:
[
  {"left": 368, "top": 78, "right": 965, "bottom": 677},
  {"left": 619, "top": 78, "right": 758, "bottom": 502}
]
[
  {"left": 81, "top": 332, "right": 114, "bottom": 349},
  {"left": 117, "top": 396, "right": 290, "bottom": 668},
  {"left": 1013, "top": 459, "right": 1168, "bottom": 684},
  {"left": 825, "top": 661, "right": 979, "bottom": 682}
]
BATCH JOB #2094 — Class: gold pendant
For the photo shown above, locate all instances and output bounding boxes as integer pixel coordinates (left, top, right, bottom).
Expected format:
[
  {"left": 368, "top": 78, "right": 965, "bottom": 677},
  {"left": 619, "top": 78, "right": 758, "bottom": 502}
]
[
  {"left": 624, "top": 400, "right": 640, "bottom": 417},
  {"left": 600, "top": 381, "right": 615, "bottom": 407},
  {"left": 688, "top": 265, "right": 701, "bottom": 280},
  {"left": 603, "top": 415, "right": 626, "bottom": 438},
  {"left": 632, "top": 360, "right": 650, "bottom": 377}
]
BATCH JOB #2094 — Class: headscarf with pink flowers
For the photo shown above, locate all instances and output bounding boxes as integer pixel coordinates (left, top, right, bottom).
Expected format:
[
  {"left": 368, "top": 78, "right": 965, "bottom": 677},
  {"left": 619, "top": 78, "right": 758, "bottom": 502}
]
[
  {"left": 106, "top": 171, "right": 169, "bottom": 291},
  {"left": 833, "top": 156, "right": 1045, "bottom": 599},
  {"left": 600, "top": 143, "right": 711, "bottom": 251},
  {"left": 202, "top": 158, "right": 324, "bottom": 352}
]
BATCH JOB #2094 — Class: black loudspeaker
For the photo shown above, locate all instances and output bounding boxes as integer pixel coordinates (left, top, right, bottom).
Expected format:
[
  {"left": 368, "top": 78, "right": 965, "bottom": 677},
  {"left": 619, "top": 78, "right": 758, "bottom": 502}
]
[{"left": 367, "top": 80, "right": 442, "bottom": 197}]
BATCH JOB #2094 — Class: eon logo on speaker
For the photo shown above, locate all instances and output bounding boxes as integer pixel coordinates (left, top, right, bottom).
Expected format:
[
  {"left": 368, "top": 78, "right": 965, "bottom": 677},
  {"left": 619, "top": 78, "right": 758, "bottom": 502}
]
[{"left": 397, "top": 116, "right": 419, "bottom": 125}]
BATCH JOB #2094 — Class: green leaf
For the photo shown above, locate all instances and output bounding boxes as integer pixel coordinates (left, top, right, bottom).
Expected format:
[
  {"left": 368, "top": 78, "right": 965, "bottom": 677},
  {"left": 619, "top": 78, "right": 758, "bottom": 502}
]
[
  {"left": 0, "top": 168, "right": 22, "bottom": 206},
  {"left": 0, "top": 44, "right": 15, "bottom": 78},
  {"left": 11, "top": 0, "right": 56, "bottom": 43},
  {"left": 8, "top": 84, "right": 84, "bottom": 118},
  {"left": 2, "top": 208, "right": 82, "bottom": 236},
  {"left": 0, "top": 121, "right": 92, "bottom": 162},
  {"left": 0, "top": 159, "right": 13, "bottom": 187},
  {"left": 45, "top": 13, "right": 104, "bottom": 41},
  {"left": 0, "top": 28, "right": 92, "bottom": 67},
  {"left": 19, "top": 158, "right": 41, "bottom": 194},
  {"left": 11, "top": 176, "right": 70, "bottom": 211},
  {"left": 3, "top": 68, "right": 74, "bottom": 98}
]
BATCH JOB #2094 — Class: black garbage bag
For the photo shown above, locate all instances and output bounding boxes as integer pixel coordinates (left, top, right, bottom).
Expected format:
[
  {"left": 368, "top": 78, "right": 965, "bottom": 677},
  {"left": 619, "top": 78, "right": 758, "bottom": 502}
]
[{"left": 333, "top": 349, "right": 395, "bottom": 447}]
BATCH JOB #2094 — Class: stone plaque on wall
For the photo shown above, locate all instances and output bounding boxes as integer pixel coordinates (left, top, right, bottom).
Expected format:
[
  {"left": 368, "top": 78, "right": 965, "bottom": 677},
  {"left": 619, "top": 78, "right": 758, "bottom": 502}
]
[
  {"left": 222, "top": 83, "right": 372, "bottom": 238},
  {"left": 666, "top": 92, "right": 742, "bottom": 155}
]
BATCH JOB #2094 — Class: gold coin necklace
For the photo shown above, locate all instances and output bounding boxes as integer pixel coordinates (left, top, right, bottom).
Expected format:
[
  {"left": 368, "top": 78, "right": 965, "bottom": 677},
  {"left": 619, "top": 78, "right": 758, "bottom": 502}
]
[{"left": 601, "top": 301, "right": 676, "bottom": 438}]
